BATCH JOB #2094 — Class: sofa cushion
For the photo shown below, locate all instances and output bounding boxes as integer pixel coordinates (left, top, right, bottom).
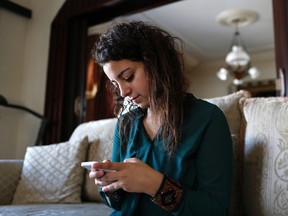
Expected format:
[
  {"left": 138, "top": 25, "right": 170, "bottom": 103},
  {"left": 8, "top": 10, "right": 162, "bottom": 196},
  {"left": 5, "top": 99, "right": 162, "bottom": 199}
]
[
  {"left": 69, "top": 118, "right": 117, "bottom": 202},
  {"left": 82, "top": 139, "right": 114, "bottom": 202},
  {"left": 204, "top": 90, "right": 250, "bottom": 216},
  {"left": 204, "top": 90, "right": 251, "bottom": 135},
  {"left": 240, "top": 97, "right": 288, "bottom": 216},
  {"left": 69, "top": 118, "right": 117, "bottom": 144},
  {"left": 12, "top": 137, "right": 89, "bottom": 204},
  {"left": 0, "top": 203, "right": 113, "bottom": 216},
  {"left": 0, "top": 160, "right": 23, "bottom": 205}
]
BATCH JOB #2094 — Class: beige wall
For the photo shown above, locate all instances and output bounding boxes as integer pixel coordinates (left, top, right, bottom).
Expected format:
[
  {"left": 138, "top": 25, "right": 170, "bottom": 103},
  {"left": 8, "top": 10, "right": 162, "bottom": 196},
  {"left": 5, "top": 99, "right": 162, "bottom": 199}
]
[
  {"left": 0, "top": 0, "right": 276, "bottom": 159},
  {"left": 0, "top": 0, "right": 65, "bottom": 159},
  {"left": 187, "top": 49, "right": 276, "bottom": 98}
]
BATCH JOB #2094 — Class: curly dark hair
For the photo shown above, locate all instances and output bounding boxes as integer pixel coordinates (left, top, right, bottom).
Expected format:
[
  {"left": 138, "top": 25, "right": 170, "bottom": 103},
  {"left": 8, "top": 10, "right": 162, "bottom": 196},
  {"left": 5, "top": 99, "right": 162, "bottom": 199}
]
[{"left": 92, "top": 21, "right": 188, "bottom": 155}]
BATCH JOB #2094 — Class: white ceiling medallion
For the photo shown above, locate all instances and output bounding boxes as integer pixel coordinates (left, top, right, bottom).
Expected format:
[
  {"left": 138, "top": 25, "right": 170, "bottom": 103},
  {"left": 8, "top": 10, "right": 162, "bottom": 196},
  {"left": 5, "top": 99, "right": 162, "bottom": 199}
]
[{"left": 216, "top": 9, "right": 259, "bottom": 28}]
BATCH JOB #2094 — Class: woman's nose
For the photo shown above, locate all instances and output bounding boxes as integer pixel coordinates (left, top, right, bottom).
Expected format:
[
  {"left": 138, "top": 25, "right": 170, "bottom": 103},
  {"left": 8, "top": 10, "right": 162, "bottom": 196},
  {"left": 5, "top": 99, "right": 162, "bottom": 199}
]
[{"left": 118, "top": 83, "right": 131, "bottom": 97}]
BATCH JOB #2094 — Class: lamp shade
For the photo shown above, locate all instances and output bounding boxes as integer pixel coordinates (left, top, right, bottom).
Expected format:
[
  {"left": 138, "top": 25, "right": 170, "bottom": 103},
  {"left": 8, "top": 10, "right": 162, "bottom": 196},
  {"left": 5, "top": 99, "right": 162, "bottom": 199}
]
[
  {"left": 217, "top": 68, "right": 229, "bottom": 80},
  {"left": 233, "top": 78, "right": 244, "bottom": 85},
  {"left": 248, "top": 67, "right": 260, "bottom": 79},
  {"left": 225, "top": 45, "right": 250, "bottom": 67}
]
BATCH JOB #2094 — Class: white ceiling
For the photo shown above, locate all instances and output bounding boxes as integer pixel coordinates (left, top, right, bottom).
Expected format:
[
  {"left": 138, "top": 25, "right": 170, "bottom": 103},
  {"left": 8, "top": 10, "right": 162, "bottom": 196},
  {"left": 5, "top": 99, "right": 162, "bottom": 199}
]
[{"left": 90, "top": 0, "right": 274, "bottom": 66}]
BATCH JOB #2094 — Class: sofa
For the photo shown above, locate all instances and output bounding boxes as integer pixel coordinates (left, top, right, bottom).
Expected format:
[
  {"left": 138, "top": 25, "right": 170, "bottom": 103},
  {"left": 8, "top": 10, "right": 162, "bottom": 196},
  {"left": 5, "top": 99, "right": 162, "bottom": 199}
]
[{"left": 0, "top": 90, "right": 287, "bottom": 216}]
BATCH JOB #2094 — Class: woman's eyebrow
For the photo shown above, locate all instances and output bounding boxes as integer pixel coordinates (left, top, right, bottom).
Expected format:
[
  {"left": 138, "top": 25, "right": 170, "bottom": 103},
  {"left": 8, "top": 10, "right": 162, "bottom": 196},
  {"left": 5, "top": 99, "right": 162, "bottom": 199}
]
[{"left": 116, "top": 67, "right": 130, "bottom": 79}]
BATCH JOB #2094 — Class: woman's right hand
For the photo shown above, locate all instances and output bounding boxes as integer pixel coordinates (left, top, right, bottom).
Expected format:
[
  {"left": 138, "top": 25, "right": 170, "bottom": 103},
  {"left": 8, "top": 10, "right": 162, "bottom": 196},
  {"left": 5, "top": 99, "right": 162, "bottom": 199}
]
[
  {"left": 89, "top": 160, "right": 113, "bottom": 186},
  {"left": 90, "top": 158, "right": 163, "bottom": 197}
]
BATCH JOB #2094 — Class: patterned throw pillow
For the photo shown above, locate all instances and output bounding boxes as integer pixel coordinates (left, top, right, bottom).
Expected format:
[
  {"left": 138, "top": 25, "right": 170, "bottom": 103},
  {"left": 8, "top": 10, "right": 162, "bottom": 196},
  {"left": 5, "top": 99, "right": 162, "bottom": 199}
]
[
  {"left": 240, "top": 97, "right": 288, "bottom": 216},
  {"left": 12, "top": 137, "right": 89, "bottom": 204}
]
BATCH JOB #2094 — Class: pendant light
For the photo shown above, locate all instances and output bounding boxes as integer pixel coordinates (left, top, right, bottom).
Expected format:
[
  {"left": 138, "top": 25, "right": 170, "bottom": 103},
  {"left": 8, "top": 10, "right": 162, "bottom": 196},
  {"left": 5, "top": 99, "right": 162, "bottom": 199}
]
[{"left": 216, "top": 9, "right": 261, "bottom": 85}]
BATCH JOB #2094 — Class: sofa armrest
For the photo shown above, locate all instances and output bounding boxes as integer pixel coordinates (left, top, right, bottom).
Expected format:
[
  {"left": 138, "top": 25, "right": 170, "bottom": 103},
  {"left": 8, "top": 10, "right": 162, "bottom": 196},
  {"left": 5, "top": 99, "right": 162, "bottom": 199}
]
[{"left": 0, "top": 160, "right": 23, "bottom": 205}]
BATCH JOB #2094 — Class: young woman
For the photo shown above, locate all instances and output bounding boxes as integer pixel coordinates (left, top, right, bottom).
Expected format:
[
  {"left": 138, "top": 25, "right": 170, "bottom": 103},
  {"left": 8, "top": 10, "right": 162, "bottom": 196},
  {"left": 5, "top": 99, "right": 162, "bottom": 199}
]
[{"left": 89, "top": 21, "right": 232, "bottom": 216}]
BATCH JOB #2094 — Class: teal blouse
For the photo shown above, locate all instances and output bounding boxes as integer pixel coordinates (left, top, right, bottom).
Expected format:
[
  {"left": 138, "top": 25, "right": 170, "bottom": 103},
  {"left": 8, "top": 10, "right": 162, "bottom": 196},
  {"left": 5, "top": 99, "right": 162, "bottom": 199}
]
[{"left": 100, "top": 93, "right": 232, "bottom": 216}]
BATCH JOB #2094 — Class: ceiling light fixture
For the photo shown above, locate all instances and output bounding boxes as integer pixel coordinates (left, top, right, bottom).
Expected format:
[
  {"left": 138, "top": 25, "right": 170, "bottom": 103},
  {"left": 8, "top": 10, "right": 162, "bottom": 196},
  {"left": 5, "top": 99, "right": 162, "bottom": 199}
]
[{"left": 216, "top": 9, "right": 261, "bottom": 85}]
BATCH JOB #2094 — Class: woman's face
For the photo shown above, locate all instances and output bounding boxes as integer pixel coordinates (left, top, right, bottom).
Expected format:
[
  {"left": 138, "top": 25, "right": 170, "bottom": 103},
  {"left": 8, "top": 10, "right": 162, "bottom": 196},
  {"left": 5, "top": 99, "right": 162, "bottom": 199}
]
[{"left": 103, "top": 60, "right": 150, "bottom": 109}]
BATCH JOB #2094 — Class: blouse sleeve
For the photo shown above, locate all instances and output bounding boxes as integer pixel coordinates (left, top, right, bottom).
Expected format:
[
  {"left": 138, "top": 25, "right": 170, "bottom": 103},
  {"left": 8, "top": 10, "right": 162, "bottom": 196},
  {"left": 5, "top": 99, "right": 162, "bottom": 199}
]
[
  {"left": 173, "top": 107, "right": 233, "bottom": 215},
  {"left": 99, "top": 122, "right": 126, "bottom": 211},
  {"left": 111, "top": 122, "right": 121, "bottom": 162}
]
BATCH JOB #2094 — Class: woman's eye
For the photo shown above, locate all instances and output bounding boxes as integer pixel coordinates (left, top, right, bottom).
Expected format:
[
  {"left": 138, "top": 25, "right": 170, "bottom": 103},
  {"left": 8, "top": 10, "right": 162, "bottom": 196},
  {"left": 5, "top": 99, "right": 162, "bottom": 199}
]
[{"left": 124, "top": 74, "right": 134, "bottom": 82}]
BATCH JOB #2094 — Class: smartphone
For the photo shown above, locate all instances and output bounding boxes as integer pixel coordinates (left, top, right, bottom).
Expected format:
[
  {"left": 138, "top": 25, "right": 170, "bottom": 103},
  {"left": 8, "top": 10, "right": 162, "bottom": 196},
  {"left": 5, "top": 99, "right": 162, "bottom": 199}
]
[{"left": 81, "top": 161, "right": 116, "bottom": 172}]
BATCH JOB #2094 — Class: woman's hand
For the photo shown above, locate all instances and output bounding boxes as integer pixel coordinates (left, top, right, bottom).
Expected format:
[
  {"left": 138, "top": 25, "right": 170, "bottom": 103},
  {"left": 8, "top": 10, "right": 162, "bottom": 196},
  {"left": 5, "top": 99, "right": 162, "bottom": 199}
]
[
  {"left": 89, "top": 160, "right": 114, "bottom": 187},
  {"left": 91, "top": 158, "right": 163, "bottom": 197}
]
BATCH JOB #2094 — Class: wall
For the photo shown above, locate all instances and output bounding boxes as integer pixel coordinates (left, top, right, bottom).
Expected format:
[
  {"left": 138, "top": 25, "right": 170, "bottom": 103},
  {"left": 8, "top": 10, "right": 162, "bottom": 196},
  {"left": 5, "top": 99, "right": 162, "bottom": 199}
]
[
  {"left": 0, "top": 0, "right": 28, "bottom": 159},
  {"left": 186, "top": 49, "right": 276, "bottom": 98},
  {"left": 0, "top": 0, "right": 65, "bottom": 159}
]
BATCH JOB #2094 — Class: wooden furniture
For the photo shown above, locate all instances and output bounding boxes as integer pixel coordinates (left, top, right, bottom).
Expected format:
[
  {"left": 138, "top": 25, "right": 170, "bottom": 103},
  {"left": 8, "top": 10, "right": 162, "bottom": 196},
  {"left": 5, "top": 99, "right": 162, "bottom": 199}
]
[{"left": 273, "top": 0, "right": 288, "bottom": 96}]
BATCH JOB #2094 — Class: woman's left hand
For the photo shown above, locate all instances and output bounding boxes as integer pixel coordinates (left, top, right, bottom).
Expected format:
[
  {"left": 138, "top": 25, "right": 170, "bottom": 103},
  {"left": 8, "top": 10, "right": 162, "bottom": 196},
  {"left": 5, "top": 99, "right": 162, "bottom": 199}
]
[{"left": 92, "top": 158, "right": 163, "bottom": 197}]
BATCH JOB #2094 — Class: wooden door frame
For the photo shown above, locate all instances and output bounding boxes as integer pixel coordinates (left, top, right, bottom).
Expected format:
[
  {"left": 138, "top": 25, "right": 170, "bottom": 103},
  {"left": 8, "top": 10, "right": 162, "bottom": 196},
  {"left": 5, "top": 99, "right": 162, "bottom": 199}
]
[{"left": 273, "top": 0, "right": 288, "bottom": 96}]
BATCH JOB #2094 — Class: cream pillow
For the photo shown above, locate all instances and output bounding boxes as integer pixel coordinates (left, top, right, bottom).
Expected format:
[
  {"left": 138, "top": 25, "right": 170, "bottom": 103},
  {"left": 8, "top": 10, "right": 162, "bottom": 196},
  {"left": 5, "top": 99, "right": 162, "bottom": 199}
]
[
  {"left": 82, "top": 139, "right": 113, "bottom": 202},
  {"left": 240, "top": 97, "right": 288, "bottom": 216},
  {"left": 12, "top": 137, "right": 89, "bottom": 204}
]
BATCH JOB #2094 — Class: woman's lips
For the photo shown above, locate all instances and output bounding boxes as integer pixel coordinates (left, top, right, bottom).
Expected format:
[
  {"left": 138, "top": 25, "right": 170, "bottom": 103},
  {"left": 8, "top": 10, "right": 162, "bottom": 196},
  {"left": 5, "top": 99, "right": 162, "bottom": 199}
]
[{"left": 131, "top": 96, "right": 139, "bottom": 101}]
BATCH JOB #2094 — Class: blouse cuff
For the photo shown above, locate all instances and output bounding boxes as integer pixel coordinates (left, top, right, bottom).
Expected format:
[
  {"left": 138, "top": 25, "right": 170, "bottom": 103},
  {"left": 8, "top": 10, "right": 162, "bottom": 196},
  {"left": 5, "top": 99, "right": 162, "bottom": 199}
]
[
  {"left": 101, "top": 189, "right": 126, "bottom": 211},
  {"left": 151, "top": 175, "right": 183, "bottom": 212}
]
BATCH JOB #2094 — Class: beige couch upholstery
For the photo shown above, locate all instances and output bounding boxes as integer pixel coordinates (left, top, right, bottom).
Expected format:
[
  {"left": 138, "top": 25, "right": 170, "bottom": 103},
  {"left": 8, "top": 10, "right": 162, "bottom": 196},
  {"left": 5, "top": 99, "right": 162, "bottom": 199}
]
[{"left": 0, "top": 90, "right": 287, "bottom": 216}]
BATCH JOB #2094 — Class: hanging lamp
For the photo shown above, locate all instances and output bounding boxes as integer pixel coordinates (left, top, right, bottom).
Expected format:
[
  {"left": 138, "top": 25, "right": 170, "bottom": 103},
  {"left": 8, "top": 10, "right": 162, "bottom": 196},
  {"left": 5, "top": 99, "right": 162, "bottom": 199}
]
[{"left": 216, "top": 9, "right": 261, "bottom": 85}]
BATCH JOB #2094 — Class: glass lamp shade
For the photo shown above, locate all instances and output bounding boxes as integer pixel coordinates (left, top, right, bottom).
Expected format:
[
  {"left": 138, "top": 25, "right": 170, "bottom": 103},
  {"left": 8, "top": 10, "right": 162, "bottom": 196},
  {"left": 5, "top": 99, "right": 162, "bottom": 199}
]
[
  {"left": 225, "top": 45, "right": 251, "bottom": 67},
  {"left": 233, "top": 78, "right": 244, "bottom": 85},
  {"left": 248, "top": 67, "right": 260, "bottom": 79},
  {"left": 217, "top": 68, "right": 229, "bottom": 80}
]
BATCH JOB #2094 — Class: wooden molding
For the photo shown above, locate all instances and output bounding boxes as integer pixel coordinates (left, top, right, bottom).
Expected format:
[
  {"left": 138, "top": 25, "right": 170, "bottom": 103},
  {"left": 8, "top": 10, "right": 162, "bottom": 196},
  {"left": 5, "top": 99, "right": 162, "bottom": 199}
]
[{"left": 0, "top": 0, "right": 32, "bottom": 19}]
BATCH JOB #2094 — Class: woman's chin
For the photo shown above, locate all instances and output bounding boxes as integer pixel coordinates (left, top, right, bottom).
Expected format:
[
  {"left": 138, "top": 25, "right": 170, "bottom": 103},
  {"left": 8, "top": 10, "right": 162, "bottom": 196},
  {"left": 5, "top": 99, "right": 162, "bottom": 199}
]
[{"left": 137, "top": 103, "right": 149, "bottom": 109}]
